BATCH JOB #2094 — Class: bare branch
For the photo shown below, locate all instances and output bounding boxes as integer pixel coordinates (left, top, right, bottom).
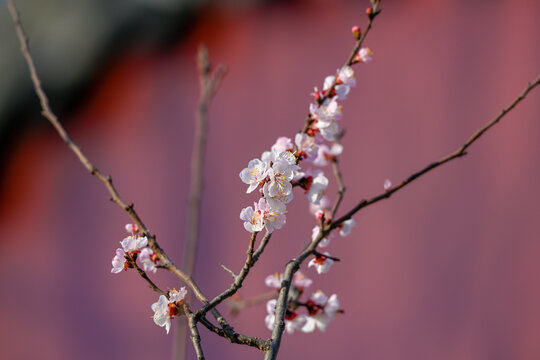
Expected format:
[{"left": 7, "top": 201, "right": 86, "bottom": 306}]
[
  {"left": 133, "top": 262, "right": 166, "bottom": 296},
  {"left": 183, "top": 304, "right": 205, "bottom": 360},
  {"left": 6, "top": 0, "right": 232, "bottom": 330},
  {"left": 330, "top": 74, "right": 540, "bottom": 229},
  {"left": 177, "top": 44, "right": 227, "bottom": 360},
  {"left": 198, "top": 317, "right": 270, "bottom": 351},
  {"left": 196, "top": 231, "right": 272, "bottom": 320}
]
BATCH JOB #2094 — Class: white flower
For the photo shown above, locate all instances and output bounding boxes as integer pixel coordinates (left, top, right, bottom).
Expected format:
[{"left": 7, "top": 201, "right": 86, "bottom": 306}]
[
  {"left": 111, "top": 248, "right": 126, "bottom": 274},
  {"left": 313, "top": 143, "right": 343, "bottom": 167},
  {"left": 357, "top": 47, "right": 373, "bottom": 63},
  {"left": 302, "top": 291, "right": 340, "bottom": 333},
  {"left": 271, "top": 137, "right": 293, "bottom": 155},
  {"left": 311, "top": 226, "right": 332, "bottom": 248},
  {"left": 337, "top": 66, "right": 356, "bottom": 87},
  {"left": 265, "top": 299, "right": 307, "bottom": 334},
  {"left": 306, "top": 171, "right": 328, "bottom": 205},
  {"left": 339, "top": 219, "right": 356, "bottom": 237},
  {"left": 310, "top": 97, "right": 342, "bottom": 127},
  {"left": 265, "top": 273, "right": 283, "bottom": 289},
  {"left": 292, "top": 271, "right": 313, "bottom": 291},
  {"left": 309, "top": 196, "right": 331, "bottom": 218},
  {"left": 295, "top": 133, "right": 319, "bottom": 162},
  {"left": 240, "top": 198, "right": 286, "bottom": 234},
  {"left": 384, "top": 178, "right": 392, "bottom": 190},
  {"left": 239, "top": 158, "right": 269, "bottom": 193},
  {"left": 317, "top": 120, "right": 340, "bottom": 141},
  {"left": 139, "top": 247, "right": 158, "bottom": 273},
  {"left": 151, "top": 295, "right": 172, "bottom": 334},
  {"left": 308, "top": 252, "right": 334, "bottom": 274},
  {"left": 240, "top": 204, "right": 265, "bottom": 233},
  {"left": 151, "top": 288, "right": 187, "bottom": 334},
  {"left": 169, "top": 287, "right": 187, "bottom": 302},
  {"left": 120, "top": 235, "right": 148, "bottom": 252},
  {"left": 322, "top": 66, "right": 356, "bottom": 100},
  {"left": 258, "top": 198, "right": 287, "bottom": 233}
]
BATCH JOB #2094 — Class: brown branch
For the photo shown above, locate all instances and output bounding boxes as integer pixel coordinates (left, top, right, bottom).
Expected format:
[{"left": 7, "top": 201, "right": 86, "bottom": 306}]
[
  {"left": 6, "top": 0, "right": 232, "bottom": 330},
  {"left": 176, "top": 44, "right": 226, "bottom": 360},
  {"left": 329, "top": 158, "right": 345, "bottom": 220},
  {"left": 196, "top": 231, "right": 272, "bottom": 320},
  {"left": 183, "top": 45, "right": 227, "bottom": 281},
  {"left": 198, "top": 316, "right": 270, "bottom": 351},
  {"left": 133, "top": 262, "right": 166, "bottom": 296},
  {"left": 330, "top": 73, "right": 540, "bottom": 230},
  {"left": 183, "top": 304, "right": 205, "bottom": 360}
]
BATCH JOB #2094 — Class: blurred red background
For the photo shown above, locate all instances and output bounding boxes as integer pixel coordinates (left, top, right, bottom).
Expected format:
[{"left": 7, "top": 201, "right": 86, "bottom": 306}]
[{"left": 1, "top": 0, "right": 540, "bottom": 359}]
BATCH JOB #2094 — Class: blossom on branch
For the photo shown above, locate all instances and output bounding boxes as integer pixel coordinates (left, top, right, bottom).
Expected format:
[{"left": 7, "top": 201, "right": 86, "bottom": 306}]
[
  {"left": 306, "top": 170, "right": 328, "bottom": 205},
  {"left": 120, "top": 235, "right": 148, "bottom": 252},
  {"left": 240, "top": 198, "right": 286, "bottom": 233},
  {"left": 313, "top": 143, "right": 343, "bottom": 167},
  {"left": 111, "top": 249, "right": 126, "bottom": 274},
  {"left": 312, "top": 226, "right": 333, "bottom": 248},
  {"left": 265, "top": 273, "right": 283, "bottom": 290},
  {"left": 265, "top": 299, "right": 307, "bottom": 334},
  {"left": 339, "top": 219, "right": 356, "bottom": 237},
  {"left": 302, "top": 291, "right": 341, "bottom": 333},
  {"left": 239, "top": 158, "right": 268, "bottom": 193},
  {"left": 355, "top": 47, "right": 373, "bottom": 63},
  {"left": 139, "top": 247, "right": 159, "bottom": 273},
  {"left": 151, "top": 287, "right": 187, "bottom": 334},
  {"left": 111, "top": 234, "right": 149, "bottom": 274},
  {"left": 308, "top": 252, "right": 335, "bottom": 274}
]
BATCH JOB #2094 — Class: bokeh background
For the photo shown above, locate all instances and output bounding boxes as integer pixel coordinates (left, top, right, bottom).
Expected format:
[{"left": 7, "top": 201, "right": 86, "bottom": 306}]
[{"left": 1, "top": 0, "right": 539, "bottom": 359}]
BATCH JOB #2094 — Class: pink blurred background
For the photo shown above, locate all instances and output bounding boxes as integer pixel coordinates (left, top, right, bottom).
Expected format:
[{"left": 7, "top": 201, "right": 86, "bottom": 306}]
[{"left": 1, "top": 0, "right": 540, "bottom": 359}]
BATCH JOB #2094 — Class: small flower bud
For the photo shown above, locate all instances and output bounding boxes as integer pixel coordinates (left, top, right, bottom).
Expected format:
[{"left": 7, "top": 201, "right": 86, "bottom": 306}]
[
  {"left": 125, "top": 223, "right": 139, "bottom": 234},
  {"left": 351, "top": 25, "right": 361, "bottom": 39},
  {"left": 366, "top": 7, "right": 373, "bottom": 17},
  {"left": 383, "top": 178, "right": 392, "bottom": 191}
]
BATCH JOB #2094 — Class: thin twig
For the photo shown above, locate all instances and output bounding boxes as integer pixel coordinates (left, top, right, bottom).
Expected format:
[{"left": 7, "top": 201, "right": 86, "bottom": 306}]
[
  {"left": 176, "top": 44, "right": 226, "bottom": 360},
  {"left": 330, "top": 73, "right": 540, "bottom": 230},
  {"left": 133, "top": 262, "right": 167, "bottom": 296},
  {"left": 329, "top": 158, "right": 346, "bottom": 220},
  {"left": 196, "top": 231, "right": 272, "bottom": 320},
  {"left": 198, "top": 317, "right": 270, "bottom": 351},
  {"left": 6, "top": 0, "right": 230, "bottom": 329},
  {"left": 183, "top": 45, "right": 227, "bottom": 282},
  {"left": 221, "top": 264, "right": 237, "bottom": 279}
]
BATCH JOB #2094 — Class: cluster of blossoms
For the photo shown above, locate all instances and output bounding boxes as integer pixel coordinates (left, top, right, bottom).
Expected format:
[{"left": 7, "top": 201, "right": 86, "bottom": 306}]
[
  {"left": 238, "top": 45, "right": 372, "bottom": 332},
  {"left": 111, "top": 225, "right": 187, "bottom": 334},
  {"left": 111, "top": 224, "right": 161, "bottom": 274},
  {"left": 264, "top": 271, "right": 342, "bottom": 334},
  {"left": 239, "top": 46, "right": 371, "bottom": 236}
]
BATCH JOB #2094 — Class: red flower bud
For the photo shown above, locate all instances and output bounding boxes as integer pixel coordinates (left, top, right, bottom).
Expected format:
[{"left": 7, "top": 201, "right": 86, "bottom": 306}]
[{"left": 351, "top": 25, "right": 361, "bottom": 39}]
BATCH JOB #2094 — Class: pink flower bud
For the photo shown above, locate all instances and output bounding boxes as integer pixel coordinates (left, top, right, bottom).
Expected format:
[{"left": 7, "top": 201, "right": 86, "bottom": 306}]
[
  {"left": 125, "top": 223, "right": 139, "bottom": 234},
  {"left": 383, "top": 178, "right": 392, "bottom": 191},
  {"left": 351, "top": 25, "right": 361, "bottom": 39}
]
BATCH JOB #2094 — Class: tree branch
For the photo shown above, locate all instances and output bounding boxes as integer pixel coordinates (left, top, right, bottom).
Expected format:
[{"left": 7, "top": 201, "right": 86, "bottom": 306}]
[
  {"left": 175, "top": 44, "right": 226, "bottom": 360},
  {"left": 330, "top": 73, "right": 540, "bottom": 229},
  {"left": 196, "top": 231, "right": 272, "bottom": 320},
  {"left": 6, "top": 0, "right": 232, "bottom": 330},
  {"left": 183, "top": 304, "right": 205, "bottom": 360}
]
